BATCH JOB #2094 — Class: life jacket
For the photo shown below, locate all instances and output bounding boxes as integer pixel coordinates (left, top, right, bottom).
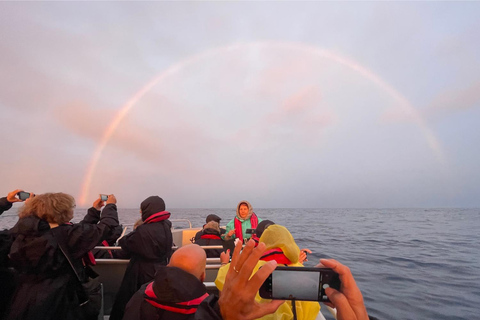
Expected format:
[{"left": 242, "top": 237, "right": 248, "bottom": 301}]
[
  {"left": 260, "top": 248, "right": 292, "bottom": 265},
  {"left": 234, "top": 213, "right": 259, "bottom": 242},
  {"left": 144, "top": 211, "right": 171, "bottom": 224},
  {"left": 200, "top": 234, "right": 222, "bottom": 240},
  {"left": 144, "top": 282, "right": 208, "bottom": 315}
]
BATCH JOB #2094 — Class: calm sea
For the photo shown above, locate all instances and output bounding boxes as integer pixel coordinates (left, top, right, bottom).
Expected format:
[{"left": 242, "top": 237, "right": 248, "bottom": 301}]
[{"left": 1, "top": 207, "right": 479, "bottom": 320}]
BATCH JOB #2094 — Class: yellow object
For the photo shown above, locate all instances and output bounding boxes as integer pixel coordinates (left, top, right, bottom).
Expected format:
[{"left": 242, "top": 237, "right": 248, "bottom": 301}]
[{"left": 215, "top": 225, "right": 320, "bottom": 320}]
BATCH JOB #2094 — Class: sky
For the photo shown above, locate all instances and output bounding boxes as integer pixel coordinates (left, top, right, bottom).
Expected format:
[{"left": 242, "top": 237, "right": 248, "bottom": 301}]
[{"left": 1, "top": 1, "right": 479, "bottom": 208}]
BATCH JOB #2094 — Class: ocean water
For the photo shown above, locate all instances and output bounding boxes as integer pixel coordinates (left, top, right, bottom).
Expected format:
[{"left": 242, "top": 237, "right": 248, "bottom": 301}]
[{"left": 1, "top": 207, "right": 479, "bottom": 319}]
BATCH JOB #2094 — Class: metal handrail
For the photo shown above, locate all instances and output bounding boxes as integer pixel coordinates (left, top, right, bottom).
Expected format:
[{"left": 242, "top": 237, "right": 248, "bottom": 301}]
[
  {"left": 94, "top": 245, "right": 225, "bottom": 251},
  {"left": 170, "top": 219, "right": 193, "bottom": 229}
]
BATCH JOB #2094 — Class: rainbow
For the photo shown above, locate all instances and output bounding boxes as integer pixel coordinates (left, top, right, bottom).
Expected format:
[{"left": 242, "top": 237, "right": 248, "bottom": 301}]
[{"left": 78, "top": 41, "right": 445, "bottom": 205}]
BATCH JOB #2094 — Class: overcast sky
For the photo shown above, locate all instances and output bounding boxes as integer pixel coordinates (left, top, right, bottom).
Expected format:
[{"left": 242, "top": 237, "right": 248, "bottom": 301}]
[{"left": 1, "top": 1, "right": 479, "bottom": 208}]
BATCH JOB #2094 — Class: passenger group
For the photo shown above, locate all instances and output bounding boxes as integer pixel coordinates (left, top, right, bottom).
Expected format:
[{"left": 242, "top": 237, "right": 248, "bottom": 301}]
[{"left": 0, "top": 189, "right": 377, "bottom": 320}]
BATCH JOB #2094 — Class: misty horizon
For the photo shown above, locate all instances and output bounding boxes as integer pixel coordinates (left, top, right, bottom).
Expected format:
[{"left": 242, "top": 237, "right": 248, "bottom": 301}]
[{"left": 1, "top": 2, "right": 479, "bottom": 208}]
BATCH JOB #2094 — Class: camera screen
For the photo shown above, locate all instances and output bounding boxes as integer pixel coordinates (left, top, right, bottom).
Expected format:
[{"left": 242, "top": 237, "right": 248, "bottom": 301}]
[{"left": 272, "top": 269, "right": 320, "bottom": 300}]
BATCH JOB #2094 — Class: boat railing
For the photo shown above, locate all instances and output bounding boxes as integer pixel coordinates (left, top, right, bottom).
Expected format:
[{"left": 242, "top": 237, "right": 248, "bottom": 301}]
[{"left": 94, "top": 245, "right": 225, "bottom": 251}]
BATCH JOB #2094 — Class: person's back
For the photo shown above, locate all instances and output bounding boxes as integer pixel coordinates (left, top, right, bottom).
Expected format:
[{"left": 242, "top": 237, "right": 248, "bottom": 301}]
[
  {"left": 110, "top": 196, "right": 173, "bottom": 320},
  {"left": 6, "top": 193, "right": 119, "bottom": 320},
  {"left": 123, "top": 244, "right": 208, "bottom": 320},
  {"left": 195, "top": 221, "right": 224, "bottom": 258}
]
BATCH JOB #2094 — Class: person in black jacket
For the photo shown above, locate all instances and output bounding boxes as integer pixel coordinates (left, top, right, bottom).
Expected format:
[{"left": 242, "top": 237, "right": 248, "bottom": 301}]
[
  {"left": 194, "top": 214, "right": 226, "bottom": 241},
  {"left": 1, "top": 189, "right": 29, "bottom": 319},
  {"left": 6, "top": 192, "right": 119, "bottom": 320},
  {"left": 110, "top": 195, "right": 173, "bottom": 320},
  {"left": 194, "top": 221, "right": 224, "bottom": 258},
  {"left": 123, "top": 244, "right": 208, "bottom": 320}
]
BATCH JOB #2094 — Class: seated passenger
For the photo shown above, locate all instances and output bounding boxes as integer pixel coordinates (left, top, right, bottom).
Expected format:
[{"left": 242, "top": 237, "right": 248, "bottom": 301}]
[
  {"left": 194, "top": 214, "right": 225, "bottom": 241},
  {"left": 215, "top": 224, "right": 320, "bottom": 320},
  {"left": 123, "top": 244, "right": 208, "bottom": 320},
  {"left": 251, "top": 219, "right": 275, "bottom": 246},
  {"left": 224, "top": 200, "right": 263, "bottom": 243},
  {"left": 194, "top": 221, "right": 224, "bottom": 258},
  {"left": 110, "top": 196, "right": 173, "bottom": 320}
]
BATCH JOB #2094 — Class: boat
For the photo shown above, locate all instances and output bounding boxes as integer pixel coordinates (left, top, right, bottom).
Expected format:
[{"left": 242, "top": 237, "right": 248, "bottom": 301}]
[{"left": 91, "top": 219, "right": 337, "bottom": 320}]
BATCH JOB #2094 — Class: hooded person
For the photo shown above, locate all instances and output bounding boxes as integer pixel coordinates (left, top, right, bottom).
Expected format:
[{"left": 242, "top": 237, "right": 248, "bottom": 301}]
[
  {"left": 252, "top": 219, "right": 275, "bottom": 247},
  {"left": 224, "top": 200, "right": 263, "bottom": 243},
  {"left": 194, "top": 214, "right": 225, "bottom": 241},
  {"left": 109, "top": 196, "right": 173, "bottom": 320},
  {"left": 215, "top": 224, "right": 320, "bottom": 320},
  {"left": 194, "top": 221, "right": 224, "bottom": 258},
  {"left": 123, "top": 244, "right": 208, "bottom": 320}
]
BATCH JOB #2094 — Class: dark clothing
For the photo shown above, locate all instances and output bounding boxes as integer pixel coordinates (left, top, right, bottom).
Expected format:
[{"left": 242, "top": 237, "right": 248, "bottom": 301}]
[
  {"left": 140, "top": 196, "right": 165, "bottom": 222},
  {"left": 194, "top": 228, "right": 224, "bottom": 258},
  {"left": 194, "top": 227, "right": 226, "bottom": 241},
  {"left": 85, "top": 207, "right": 124, "bottom": 259},
  {"left": 0, "top": 197, "right": 14, "bottom": 319},
  {"left": 123, "top": 266, "right": 208, "bottom": 320},
  {"left": 5, "top": 204, "right": 119, "bottom": 320},
  {"left": 195, "top": 295, "right": 222, "bottom": 320},
  {"left": 110, "top": 217, "right": 173, "bottom": 320},
  {"left": 0, "top": 197, "right": 13, "bottom": 215}
]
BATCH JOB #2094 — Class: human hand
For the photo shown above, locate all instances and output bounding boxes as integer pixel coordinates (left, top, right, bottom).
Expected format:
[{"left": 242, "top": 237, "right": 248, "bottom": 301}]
[
  {"left": 93, "top": 197, "right": 105, "bottom": 210},
  {"left": 227, "top": 229, "right": 235, "bottom": 237},
  {"left": 220, "top": 250, "right": 230, "bottom": 265},
  {"left": 299, "top": 248, "right": 312, "bottom": 264},
  {"left": 7, "top": 189, "right": 24, "bottom": 203},
  {"left": 317, "top": 259, "right": 369, "bottom": 320},
  {"left": 106, "top": 194, "right": 117, "bottom": 205},
  {"left": 25, "top": 192, "right": 35, "bottom": 203},
  {"left": 218, "top": 240, "right": 284, "bottom": 320}
]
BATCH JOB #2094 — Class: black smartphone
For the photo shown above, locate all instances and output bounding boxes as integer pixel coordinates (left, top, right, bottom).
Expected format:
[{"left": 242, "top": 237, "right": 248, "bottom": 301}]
[
  {"left": 245, "top": 228, "right": 255, "bottom": 234},
  {"left": 17, "top": 191, "right": 31, "bottom": 201},
  {"left": 100, "top": 194, "right": 108, "bottom": 201},
  {"left": 259, "top": 266, "right": 341, "bottom": 302}
]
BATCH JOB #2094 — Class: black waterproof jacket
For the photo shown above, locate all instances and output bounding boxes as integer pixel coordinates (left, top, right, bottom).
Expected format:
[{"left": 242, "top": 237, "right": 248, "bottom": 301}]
[
  {"left": 5, "top": 204, "right": 119, "bottom": 320},
  {"left": 109, "top": 218, "right": 173, "bottom": 320},
  {"left": 194, "top": 228, "right": 224, "bottom": 258},
  {"left": 0, "top": 197, "right": 15, "bottom": 319},
  {"left": 123, "top": 266, "right": 208, "bottom": 320}
]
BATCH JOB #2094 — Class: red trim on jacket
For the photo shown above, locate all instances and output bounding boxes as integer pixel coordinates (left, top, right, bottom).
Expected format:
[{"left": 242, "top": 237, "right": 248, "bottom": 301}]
[
  {"left": 260, "top": 248, "right": 292, "bottom": 265},
  {"left": 144, "top": 211, "right": 171, "bottom": 224},
  {"left": 144, "top": 282, "right": 208, "bottom": 314},
  {"left": 200, "top": 234, "right": 222, "bottom": 240}
]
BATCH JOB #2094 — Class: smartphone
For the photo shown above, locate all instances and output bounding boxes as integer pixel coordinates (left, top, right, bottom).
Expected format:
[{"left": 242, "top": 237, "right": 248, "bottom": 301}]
[
  {"left": 259, "top": 266, "right": 341, "bottom": 302},
  {"left": 17, "top": 191, "right": 31, "bottom": 201},
  {"left": 245, "top": 228, "right": 256, "bottom": 234},
  {"left": 100, "top": 194, "right": 108, "bottom": 201}
]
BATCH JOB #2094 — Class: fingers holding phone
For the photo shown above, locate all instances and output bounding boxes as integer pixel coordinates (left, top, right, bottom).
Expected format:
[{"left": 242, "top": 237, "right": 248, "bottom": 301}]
[
  {"left": 106, "top": 194, "right": 117, "bottom": 205},
  {"left": 93, "top": 195, "right": 106, "bottom": 210},
  {"left": 299, "top": 248, "right": 312, "bottom": 264},
  {"left": 317, "top": 259, "right": 369, "bottom": 320},
  {"left": 7, "top": 189, "right": 24, "bottom": 202}
]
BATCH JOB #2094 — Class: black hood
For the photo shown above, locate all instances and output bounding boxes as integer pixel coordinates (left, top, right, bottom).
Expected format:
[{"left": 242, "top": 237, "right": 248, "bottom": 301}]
[
  {"left": 141, "top": 196, "right": 166, "bottom": 221},
  {"left": 152, "top": 266, "right": 206, "bottom": 303}
]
